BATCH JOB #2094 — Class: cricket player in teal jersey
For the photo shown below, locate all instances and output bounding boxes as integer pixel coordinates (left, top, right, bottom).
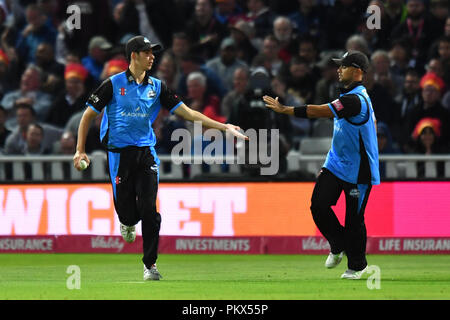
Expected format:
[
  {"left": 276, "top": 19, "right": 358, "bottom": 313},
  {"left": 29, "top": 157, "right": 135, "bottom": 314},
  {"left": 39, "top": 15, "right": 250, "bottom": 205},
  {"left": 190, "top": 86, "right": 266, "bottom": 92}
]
[
  {"left": 73, "top": 36, "right": 247, "bottom": 281},
  {"left": 264, "top": 51, "right": 380, "bottom": 279}
]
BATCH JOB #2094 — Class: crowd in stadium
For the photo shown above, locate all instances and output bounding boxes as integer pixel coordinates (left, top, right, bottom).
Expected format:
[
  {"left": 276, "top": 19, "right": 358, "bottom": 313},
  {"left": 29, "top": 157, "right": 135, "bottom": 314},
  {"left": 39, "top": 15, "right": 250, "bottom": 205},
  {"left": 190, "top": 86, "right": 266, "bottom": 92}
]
[{"left": 0, "top": 0, "right": 449, "bottom": 175}]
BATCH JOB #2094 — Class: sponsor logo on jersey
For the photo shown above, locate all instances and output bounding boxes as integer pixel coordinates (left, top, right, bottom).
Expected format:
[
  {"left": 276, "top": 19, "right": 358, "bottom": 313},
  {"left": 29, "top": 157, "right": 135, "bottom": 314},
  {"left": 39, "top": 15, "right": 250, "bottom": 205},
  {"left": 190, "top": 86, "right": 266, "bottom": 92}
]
[
  {"left": 349, "top": 188, "right": 360, "bottom": 198},
  {"left": 331, "top": 99, "right": 344, "bottom": 111}
]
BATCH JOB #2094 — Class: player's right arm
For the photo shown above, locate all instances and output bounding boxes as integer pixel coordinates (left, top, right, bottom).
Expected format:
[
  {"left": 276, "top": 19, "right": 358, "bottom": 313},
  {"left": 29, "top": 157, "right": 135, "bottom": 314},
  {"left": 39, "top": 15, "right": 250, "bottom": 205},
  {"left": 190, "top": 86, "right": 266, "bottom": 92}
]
[
  {"left": 73, "top": 79, "right": 112, "bottom": 170},
  {"left": 263, "top": 95, "right": 361, "bottom": 119},
  {"left": 263, "top": 96, "right": 333, "bottom": 118},
  {"left": 73, "top": 107, "right": 98, "bottom": 170}
]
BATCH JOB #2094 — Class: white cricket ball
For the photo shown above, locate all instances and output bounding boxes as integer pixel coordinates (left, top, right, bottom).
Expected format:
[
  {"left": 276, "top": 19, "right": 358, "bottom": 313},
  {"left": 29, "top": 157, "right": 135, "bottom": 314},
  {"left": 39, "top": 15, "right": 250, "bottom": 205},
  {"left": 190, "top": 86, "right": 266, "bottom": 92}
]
[{"left": 80, "top": 159, "right": 88, "bottom": 170}]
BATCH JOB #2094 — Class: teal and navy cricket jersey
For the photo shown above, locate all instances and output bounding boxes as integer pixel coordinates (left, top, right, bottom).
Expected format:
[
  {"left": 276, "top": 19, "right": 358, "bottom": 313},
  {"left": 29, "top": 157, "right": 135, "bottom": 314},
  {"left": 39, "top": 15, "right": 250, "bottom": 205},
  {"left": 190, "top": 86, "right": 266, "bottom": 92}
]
[
  {"left": 86, "top": 69, "right": 183, "bottom": 151},
  {"left": 324, "top": 82, "right": 380, "bottom": 185}
]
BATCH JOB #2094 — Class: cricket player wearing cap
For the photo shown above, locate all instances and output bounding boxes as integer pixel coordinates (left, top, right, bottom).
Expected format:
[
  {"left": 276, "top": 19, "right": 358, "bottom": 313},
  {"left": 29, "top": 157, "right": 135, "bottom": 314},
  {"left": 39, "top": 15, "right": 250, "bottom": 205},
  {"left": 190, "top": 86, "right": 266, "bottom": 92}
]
[
  {"left": 264, "top": 51, "right": 380, "bottom": 279},
  {"left": 73, "top": 36, "right": 248, "bottom": 281}
]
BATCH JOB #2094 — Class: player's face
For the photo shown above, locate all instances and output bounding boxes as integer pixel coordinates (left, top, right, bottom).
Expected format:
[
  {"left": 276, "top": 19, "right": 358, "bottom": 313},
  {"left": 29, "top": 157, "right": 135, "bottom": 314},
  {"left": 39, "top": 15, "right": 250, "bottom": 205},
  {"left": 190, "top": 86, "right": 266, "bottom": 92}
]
[
  {"left": 337, "top": 65, "right": 357, "bottom": 86},
  {"left": 136, "top": 50, "right": 155, "bottom": 71}
]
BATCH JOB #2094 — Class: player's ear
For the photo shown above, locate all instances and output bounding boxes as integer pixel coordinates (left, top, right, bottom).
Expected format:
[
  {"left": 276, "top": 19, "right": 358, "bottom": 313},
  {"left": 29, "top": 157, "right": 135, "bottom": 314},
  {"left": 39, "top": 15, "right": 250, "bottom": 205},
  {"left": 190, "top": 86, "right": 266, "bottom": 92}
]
[{"left": 130, "top": 51, "right": 136, "bottom": 62}]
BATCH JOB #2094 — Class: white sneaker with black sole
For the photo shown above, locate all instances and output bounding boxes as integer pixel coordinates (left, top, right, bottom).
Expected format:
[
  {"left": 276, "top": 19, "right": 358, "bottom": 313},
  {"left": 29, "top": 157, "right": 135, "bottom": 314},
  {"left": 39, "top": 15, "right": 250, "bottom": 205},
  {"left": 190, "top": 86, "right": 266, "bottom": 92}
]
[
  {"left": 144, "top": 264, "right": 163, "bottom": 281},
  {"left": 325, "top": 251, "right": 344, "bottom": 268},
  {"left": 341, "top": 266, "right": 368, "bottom": 279},
  {"left": 120, "top": 223, "right": 136, "bottom": 243}
]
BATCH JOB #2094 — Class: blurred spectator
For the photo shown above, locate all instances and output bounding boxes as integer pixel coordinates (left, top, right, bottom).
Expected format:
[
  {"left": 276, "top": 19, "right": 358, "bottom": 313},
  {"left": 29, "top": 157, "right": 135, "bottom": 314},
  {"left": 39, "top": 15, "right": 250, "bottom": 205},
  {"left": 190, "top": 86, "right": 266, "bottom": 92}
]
[
  {"left": 51, "top": 129, "right": 76, "bottom": 179},
  {"left": 391, "top": 68, "right": 422, "bottom": 150},
  {"left": 273, "top": 16, "right": 297, "bottom": 63},
  {"left": 38, "top": 0, "right": 61, "bottom": 29},
  {"left": 214, "top": 0, "right": 243, "bottom": 26},
  {"left": 56, "top": 0, "right": 114, "bottom": 58},
  {"left": 298, "top": 35, "right": 320, "bottom": 77},
  {"left": 358, "top": 0, "right": 394, "bottom": 51},
  {"left": 0, "top": 0, "right": 26, "bottom": 32},
  {"left": 4, "top": 101, "right": 62, "bottom": 155},
  {"left": 370, "top": 50, "right": 403, "bottom": 101},
  {"left": 186, "top": 0, "right": 228, "bottom": 60},
  {"left": 436, "top": 36, "right": 450, "bottom": 85},
  {"left": 391, "top": 0, "right": 442, "bottom": 70},
  {"left": 15, "top": 4, "right": 56, "bottom": 64},
  {"left": 206, "top": 37, "right": 247, "bottom": 91},
  {"left": 228, "top": 67, "right": 292, "bottom": 174},
  {"left": 425, "top": 58, "right": 445, "bottom": 80},
  {"left": 23, "top": 122, "right": 50, "bottom": 155},
  {"left": 279, "top": 56, "right": 316, "bottom": 104},
  {"left": 288, "top": 0, "right": 323, "bottom": 38},
  {"left": 345, "top": 34, "right": 370, "bottom": 57},
  {"left": 185, "top": 71, "right": 224, "bottom": 122},
  {"left": 117, "top": 0, "right": 182, "bottom": 49},
  {"left": 406, "top": 72, "right": 450, "bottom": 150},
  {"left": 445, "top": 16, "right": 450, "bottom": 37},
  {"left": 363, "top": 66, "right": 397, "bottom": 129},
  {"left": 251, "top": 34, "right": 282, "bottom": 76},
  {"left": 169, "top": 32, "right": 192, "bottom": 66},
  {"left": 388, "top": 39, "right": 413, "bottom": 80},
  {"left": 229, "top": 19, "right": 259, "bottom": 65},
  {"left": 81, "top": 36, "right": 112, "bottom": 84},
  {"left": 1, "top": 64, "right": 53, "bottom": 127},
  {"left": 100, "top": 58, "right": 128, "bottom": 81},
  {"left": 377, "top": 121, "right": 401, "bottom": 178},
  {"left": 177, "top": 54, "right": 227, "bottom": 99},
  {"left": 429, "top": 0, "right": 448, "bottom": 34},
  {"left": 0, "top": 105, "right": 11, "bottom": 151},
  {"left": 384, "top": 0, "right": 407, "bottom": 26},
  {"left": 53, "top": 130, "right": 76, "bottom": 155},
  {"left": 0, "top": 48, "right": 18, "bottom": 97},
  {"left": 272, "top": 74, "right": 310, "bottom": 138},
  {"left": 221, "top": 66, "right": 249, "bottom": 119},
  {"left": 322, "top": 0, "right": 366, "bottom": 50},
  {"left": 34, "top": 42, "right": 64, "bottom": 94},
  {"left": 154, "top": 52, "right": 180, "bottom": 91},
  {"left": 46, "top": 63, "right": 89, "bottom": 128},
  {"left": 244, "top": 0, "right": 276, "bottom": 39},
  {"left": 410, "top": 117, "right": 448, "bottom": 177},
  {"left": 314, "top": 55, "right": 340, "bottom": 105}
]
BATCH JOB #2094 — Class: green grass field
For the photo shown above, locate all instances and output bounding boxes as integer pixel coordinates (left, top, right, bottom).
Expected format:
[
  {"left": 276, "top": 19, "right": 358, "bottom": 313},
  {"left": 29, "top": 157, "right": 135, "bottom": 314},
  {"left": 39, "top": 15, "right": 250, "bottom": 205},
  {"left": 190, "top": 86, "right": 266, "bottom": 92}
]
[{"left": 0, "top": 253, "right": 449, "bottom": 300}]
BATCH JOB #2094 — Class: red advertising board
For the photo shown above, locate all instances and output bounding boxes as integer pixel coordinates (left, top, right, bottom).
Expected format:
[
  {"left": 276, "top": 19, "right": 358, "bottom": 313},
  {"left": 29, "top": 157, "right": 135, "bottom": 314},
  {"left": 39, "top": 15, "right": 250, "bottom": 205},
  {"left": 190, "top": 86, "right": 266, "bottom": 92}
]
[{"left": 1, "top": 235, "right": 449, "bottom": 254}]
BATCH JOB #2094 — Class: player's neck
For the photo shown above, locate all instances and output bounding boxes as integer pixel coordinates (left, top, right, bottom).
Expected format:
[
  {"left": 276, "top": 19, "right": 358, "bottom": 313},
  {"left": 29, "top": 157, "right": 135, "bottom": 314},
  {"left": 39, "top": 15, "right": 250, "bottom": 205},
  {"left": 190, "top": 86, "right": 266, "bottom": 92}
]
[{"left": 129, "top": 64, "right": 147, "bottom": 84}]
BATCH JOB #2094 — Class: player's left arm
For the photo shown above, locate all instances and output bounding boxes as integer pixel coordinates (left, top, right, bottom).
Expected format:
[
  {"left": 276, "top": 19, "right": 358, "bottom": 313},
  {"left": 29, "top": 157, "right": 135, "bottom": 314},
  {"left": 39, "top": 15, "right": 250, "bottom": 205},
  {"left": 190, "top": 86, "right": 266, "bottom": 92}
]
[
  {"left": 174, "top": 104, "right": 248, "bottom": 140},
  {"left": 160, "top": 81, "right": 248, "bottom": 140}
]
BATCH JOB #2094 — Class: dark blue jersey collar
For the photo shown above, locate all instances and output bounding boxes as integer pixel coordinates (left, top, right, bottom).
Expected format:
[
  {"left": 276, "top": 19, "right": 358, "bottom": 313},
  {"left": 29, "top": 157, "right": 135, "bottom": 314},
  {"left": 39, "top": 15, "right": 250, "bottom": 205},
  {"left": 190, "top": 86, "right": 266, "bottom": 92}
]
[
  {"left": 125, "top": 68, "right": 153, "bottom": 85},
  {"left": 340, "top": 81, "right": 363, "bottom": 94}
]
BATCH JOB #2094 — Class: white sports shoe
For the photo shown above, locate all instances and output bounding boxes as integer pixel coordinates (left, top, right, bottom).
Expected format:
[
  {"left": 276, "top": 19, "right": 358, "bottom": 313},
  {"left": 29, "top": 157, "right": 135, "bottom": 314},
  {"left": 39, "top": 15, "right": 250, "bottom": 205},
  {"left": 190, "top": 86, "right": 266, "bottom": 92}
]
[
  {"left": 144, "top": 264, "right": 163, "bottom": 281},
  {"left": 120, "top": 223, "right": 136, "bottom": 243},
  {"left": 325, "top": 251, "right": 344, "bottom": 268},
  {"left": 341, "top": 266, "right": 368, "bottom": 280}
]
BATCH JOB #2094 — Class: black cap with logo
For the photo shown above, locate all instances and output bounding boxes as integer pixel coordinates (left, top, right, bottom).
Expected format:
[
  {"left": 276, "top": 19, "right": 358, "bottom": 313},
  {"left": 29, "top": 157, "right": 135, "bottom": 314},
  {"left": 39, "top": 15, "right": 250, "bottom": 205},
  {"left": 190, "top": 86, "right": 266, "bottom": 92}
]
[
  {"left": 125, "top": 36, "right": 162, "bottom": 61},
  {"left": 332, "top": 51, "right": 370, "bottom": 73}
]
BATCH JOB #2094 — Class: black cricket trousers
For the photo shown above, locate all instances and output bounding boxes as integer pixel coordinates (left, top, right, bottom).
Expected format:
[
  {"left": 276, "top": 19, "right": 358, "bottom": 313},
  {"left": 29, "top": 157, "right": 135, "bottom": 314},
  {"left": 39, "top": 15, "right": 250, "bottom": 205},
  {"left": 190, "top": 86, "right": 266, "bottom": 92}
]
[
  {"left": 310, "top": 168, "right": 372, "bottom": 271},
  {"left": 108, "top": 146, "right": 161, "bottom": 269}
]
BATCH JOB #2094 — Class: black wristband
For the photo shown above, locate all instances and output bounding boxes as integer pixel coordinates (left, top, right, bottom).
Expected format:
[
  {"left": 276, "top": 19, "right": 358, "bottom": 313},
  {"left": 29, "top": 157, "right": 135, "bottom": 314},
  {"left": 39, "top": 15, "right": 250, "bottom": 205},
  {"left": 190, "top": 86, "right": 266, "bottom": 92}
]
[{"left": 294, "top": 105, "right": 308, "bottom": 118}]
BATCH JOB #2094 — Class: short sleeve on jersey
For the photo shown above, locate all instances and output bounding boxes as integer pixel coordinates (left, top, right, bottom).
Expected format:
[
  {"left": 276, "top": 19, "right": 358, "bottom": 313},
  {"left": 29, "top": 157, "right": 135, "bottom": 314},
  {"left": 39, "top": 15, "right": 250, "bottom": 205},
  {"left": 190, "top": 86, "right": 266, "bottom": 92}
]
[
  {"left": 160, "top": 81, "right": 182, "bottom": 113},
  {"left": 87, "top": 79, "right": 113, "bottom": 113},
  {"left": 329, "top": 94, "right": 361, "bottom": 119}
]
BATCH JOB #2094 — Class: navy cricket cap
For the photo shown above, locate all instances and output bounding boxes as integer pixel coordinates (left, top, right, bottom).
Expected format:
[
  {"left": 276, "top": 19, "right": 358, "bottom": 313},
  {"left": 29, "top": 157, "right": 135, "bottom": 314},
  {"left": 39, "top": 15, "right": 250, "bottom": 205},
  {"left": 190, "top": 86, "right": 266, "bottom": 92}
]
[
  {"left": 332, "top": 51, "right": 370, "bottom": 73},
  {"left": 125, "top": 36, "right": 162, "bottom": 61}
]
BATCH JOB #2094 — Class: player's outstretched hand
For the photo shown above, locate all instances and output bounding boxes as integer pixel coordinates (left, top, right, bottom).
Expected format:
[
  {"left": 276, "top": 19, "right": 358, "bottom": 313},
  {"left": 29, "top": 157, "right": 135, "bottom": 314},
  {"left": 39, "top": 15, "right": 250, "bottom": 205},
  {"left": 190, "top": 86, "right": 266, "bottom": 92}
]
[
  {"left": 225, "top": 123, "right": 249, "bottom": 140},
  {"left": 263, "top": 95, "right": 287, "bottom": 114}
]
